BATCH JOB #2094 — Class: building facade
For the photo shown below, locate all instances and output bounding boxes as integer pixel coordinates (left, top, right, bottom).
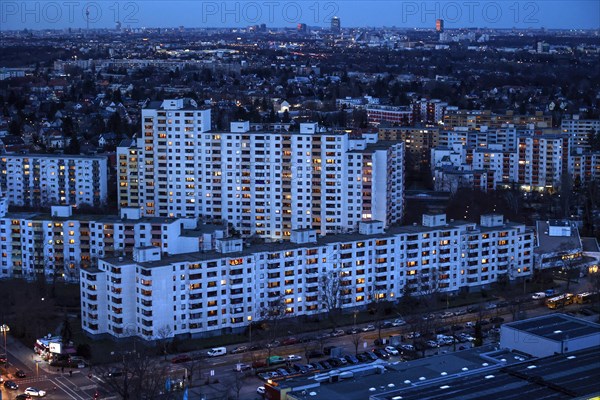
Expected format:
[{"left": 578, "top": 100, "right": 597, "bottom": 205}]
[
  {"left": 118, "top": 100, "right": 405, "bottom": 240},
  {"left": 0, "top": 154, "right": 108, "bottom": 208},
  {"left": 79, "top": 213, "right": 534, "bottom": 340}
]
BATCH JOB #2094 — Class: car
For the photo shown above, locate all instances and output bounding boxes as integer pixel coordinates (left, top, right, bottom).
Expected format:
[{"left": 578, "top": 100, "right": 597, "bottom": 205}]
[
  {"left": 361, "top": 324, "right": 376, "bottom": 332},
  {"left": 4, "top": 380, "right": 18, "bottom": 389},
  {"left": 466, "top": 306, "right": 479, "bottom": 313},
  {"left": 532, "top": 292, "right": 546, "bottom": 300},
  {"left": 249, "top": 344, "right": 263, "bottom": 351},
  {"left": 398, "top": 344, "right": 415, "bottom": 352},
  {"left": 422, "top": 314, "right": 436, "bottom": 321},
  {"left": 373, "top": 348, "right": 390, "bottom": 359},
  {"left": 335, "top": 356, "right": 348, "bottom": 365},
  {"left": 171, "top": 355, "right": 191, "bottom": 364},
  {"left": 346, "top": 327, "right": 360, "bottom": 335},
  {"left": 232, "top": 363, "right": 251, "bottom": 372},
  {"left": 440, "top": 311, "right": 454, "bottom": 319},
  {"left": 293, "top": 363, "right": 310, "bottom": 374},
  {"left": 385, "top": 346, "right": 399, "bottom": 355},
  {"left": 257, "top": 386, "right": 266, "bottom": 395},
  {"left": 16, "top": 395, "right": 32, "bottom": 400},
  {"left": 405, "top": 331, "right": 421, "bottom": 339},
  {"left": 317, "top": 332, "right": 332, "bottom": 339},
  {"left": 579, "top": 307, "right": 596, "bottom": 316},
  {"left": 331, "top": 329, "right": 345, "bottom": 337},
  {"left": 454, "top": 309, "right": 467, "bottom": 316},
  {"left": 287, "top": 354, "right": 302, "bottom": 362},
  {"left": 362, "top": 351, "right": 379, "bottom": 361},
  {"left": 426, "top": 340, "right": 439, "bottom": 348},
  {"left": 15, "top": 369, "right": 26, "bottom": 378},
  {"left": 326, "top": 358, "right": 341, "bottom": 367},
  {"left": 276, "top": 368, "right": 289, "bottom": 377},
  {"left": 465, "top": 321, "right": 476, "bottom": 328},
  {"left": 320, "top": 360, "right": 333, "bottom": 369},
  {"left": 266, "top": 341, "right": 280, "bottom": 348},
  {"left": 356, "top": 353, "right": 369, "bottom": 362},
  {"left": 282, "top": 337, "right": 298, "bottom": 346},
  {"left": 344, "top": 354, "right": 359, "bottom": 364},
  {"left": 24, "top": 388, "right": 47, "bottom": 397},
  {"left": 106, "top": 369, "right": 124, "bottom": 378},
  {"left": 231, "top": 346, "right": 248, "bottom": 354},
  {"left": 485, "top": 303, "right": 497, "bottom": 310},
  {"left": 392, "top": 318, "right": 407, "bottom": 326},
  {"left": 380, "top": 321, "right": 394, "bottom": 329}
]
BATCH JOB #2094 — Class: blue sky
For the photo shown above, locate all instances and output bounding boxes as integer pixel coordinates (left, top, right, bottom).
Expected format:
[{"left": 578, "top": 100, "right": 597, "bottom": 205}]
[{"left": 1, "top": 1, "right": 598, "bottom": 30}]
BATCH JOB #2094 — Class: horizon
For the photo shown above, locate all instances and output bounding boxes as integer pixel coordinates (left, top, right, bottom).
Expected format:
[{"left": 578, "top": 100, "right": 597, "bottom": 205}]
[{"left": 0, "top": 1, "right": 598, "bottom": 31}]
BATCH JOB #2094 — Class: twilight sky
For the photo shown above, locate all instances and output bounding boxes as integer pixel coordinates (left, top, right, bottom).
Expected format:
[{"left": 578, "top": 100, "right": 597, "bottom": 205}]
[{"left": 1, "top": 1, "right": 598, "bottom": 30}]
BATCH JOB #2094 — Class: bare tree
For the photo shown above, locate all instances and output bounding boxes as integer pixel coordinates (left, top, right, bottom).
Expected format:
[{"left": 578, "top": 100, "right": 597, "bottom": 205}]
[
  {"left": 350, "top": 332, "right": 363, "bottom": 356},
  {"left": 318, "top": 270, "right": 343, "bottom": 328},
  {"left": 259, "top": 294, "right": 287, "bottom": 358},
  {"left": 156, "top": 325, "right": 173, "bottom": 361}
]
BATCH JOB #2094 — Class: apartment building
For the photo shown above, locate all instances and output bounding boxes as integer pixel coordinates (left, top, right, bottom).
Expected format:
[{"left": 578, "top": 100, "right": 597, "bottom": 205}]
[
  {"left": 412, "top": 99, "right": 448, "bottom": 124},
  {"left": 118, "top": 100, "right": 405, "bottom": 240},
  {"left": 0, "top": 204, "right": 226, "bottom": 279},
  {"left": 378, "top": 125, "right": 439, "bottom": 172},
  {"left": 432, "top": 132, "right": 568, "bottom": 192},
  {"left": 0, "top": 154, "right": 108, "bottom": 208},
  {"left": 443, "top": 109, "right": 552, "bottom": 130},
  {"left": 79, "top": 213, "right": 534, "bottom": 340},
  {"left": 561, "top": 116, "right": 600, "bottom": 149},
  {"left": 569, "top": 149, "right": 600, "bottom": 184},
  {"left": 366, "top": 105, "right": 414, "bottom": 126}
]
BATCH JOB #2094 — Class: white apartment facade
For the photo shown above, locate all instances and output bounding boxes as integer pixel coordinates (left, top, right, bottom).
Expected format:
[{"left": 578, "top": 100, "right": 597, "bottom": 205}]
[
  {"left": 0, "top": 204, "right": 225, "bottom": 279},
  {"left": 79, "top": 213, "right": 534, "bottom": 340},
  {"left": 561, "top": 116, "right": 600, "bottom": 149},
  {"left": 118, "top": 100, "right": 405, "bottom": 240},
  {"left": 0, "top": 154, "right": 108, "bottom": 208}
]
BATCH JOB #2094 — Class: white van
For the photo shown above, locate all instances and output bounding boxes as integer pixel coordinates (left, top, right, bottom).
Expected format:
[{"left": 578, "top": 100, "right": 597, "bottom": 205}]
[{"left": 207, "top": 347, "right": 227, "bottom": 357}]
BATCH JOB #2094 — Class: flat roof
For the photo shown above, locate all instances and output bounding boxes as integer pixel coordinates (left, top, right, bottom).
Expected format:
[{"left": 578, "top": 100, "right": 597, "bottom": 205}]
[
  {"left": 535, "top": 220, "right": 581, "bottom": 254},
  {"left": 504, "top": 313, "right": 600, "bottom": 342},
  {"left": 581, "top": 237, "right": 600, "bottom": 253},
  {"left": 285, "top": 345, "right": 527, "bottom": 400},
  {"left": 370, "top": 346, "right": 600, "bottom": 400}
]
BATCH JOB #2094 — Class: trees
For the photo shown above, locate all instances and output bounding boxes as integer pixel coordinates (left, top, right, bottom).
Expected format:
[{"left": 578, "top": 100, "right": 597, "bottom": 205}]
[
  {"left": 318, "top": 270, "right": 343, "bottom": 328},
  {"left": 156, "top": 325, "right": 173, "bottom": 361}
]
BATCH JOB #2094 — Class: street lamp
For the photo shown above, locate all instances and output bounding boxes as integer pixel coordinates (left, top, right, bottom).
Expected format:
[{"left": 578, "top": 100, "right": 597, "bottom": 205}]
[{"left": 1, "top": 324, "right": 9, "bottom": 366}]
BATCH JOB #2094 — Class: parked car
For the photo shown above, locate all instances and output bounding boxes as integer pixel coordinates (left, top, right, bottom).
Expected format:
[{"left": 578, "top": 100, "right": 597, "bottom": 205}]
[
  {"left": 466, "top": 306, "right": 479, "bottom": 313},
  {"left": 266, "top": 341, "right": 280, "bottom": 348},
  {"left": 106, "top": 368, "right": 124, "bottom": 378},
  {"left": 485, "top": 303, "right": 497, "bottom": 310},
  {"left": 532, "top": 292, "right": 546, "bottom": 300},
  {"left": 320, "top": 360, "right": 333, "bottom": 369},
  {"left": 345, "top": 327, "right": 360, "bottom": 335},
  {"left": 356, "top": 353, "right": 369, "bottom": 362},
  {"left": 236, "top": 362, "right": 253, "bottom": 372},
  {"left": 293, "top": 364, "right": 310, "bottom": 374},
  {"left": 231, "top": 346, "right": 248, "bottom": 354},
  {"left": 331, "top": 330, "right": 345, "bottom": 337},
  {"left": 257, "top": 386, "right": 266, "bottom": 395},
  {"left": 373, "top": 348, "right": 390, "bottom": 359},
  {"left": 362, "top": 351, "right": 378, "bottom": 361},
  {"left": 398, "top": 344, "right": 415, "bottom": 352},
  {"left": 440, "top": 311, "right": 454, "bottom": 319},
  {"left": 287, "top": 354, "right": 302, "bottom": 362},
  {"left": 385, "top": 346, "right": 399, "bottom": 355},
  {"left": 362, "top": 324, "right": 376, "bottom": 332},
  {"left": 171, "top": 355, "right": 191, "bottom": 364},
  {"left": 4, "top": 380, "right": 18, "bottom": 389},
  {"left": 426, "top": 340, "right": 439, "bottom": 348},
  {"left": 282, "top": 337, "right": 298, "bottom": 346},
  {"left": 380, "top": 321, "right": 393, "bottom": 329},
  {"left": 454, "top": 309, "right": 467, "bottom": 316},
  {"left": 344, "top": 354, "right": 359, "bottom": 364},
  {"left": 392, "top": 318, "right": 406, "bottom": 326},
  {"left": 15, "top": 370, "right": 26, "bottom": 378}
]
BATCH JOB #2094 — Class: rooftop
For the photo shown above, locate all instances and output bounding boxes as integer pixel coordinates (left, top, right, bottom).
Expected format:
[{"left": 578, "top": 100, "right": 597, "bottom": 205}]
[
  {"left": 535, "top": 220, "right": 581, "bottom": 254},
  {"left": 503, "top": 313, "right": 600, "bottom": 342},
  {"left": 370, "top": 346, "right": 600, "bottom": 400}
]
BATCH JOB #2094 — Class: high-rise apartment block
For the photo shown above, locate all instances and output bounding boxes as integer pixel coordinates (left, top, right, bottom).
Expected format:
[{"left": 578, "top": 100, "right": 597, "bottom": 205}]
[
  {"left": 0, "top": 154, "right": 108, "bottom": 208},
  {"left": 118, "top": 99, "right": 405, "bottom": 240}
]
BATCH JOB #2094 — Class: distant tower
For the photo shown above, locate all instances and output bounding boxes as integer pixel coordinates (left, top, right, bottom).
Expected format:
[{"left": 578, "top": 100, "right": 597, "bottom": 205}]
[
  {"left": 436, "top": 19, "right": 444, "bottom": 32},
  {"left": 85, "top": 7, "right": 90, "bottom": 30},
  {"left": 297, "top": 23, "right": 307, "bottom": 33},
  {"left": 331, "top": 16, "right": 341, "bottom": 33}
]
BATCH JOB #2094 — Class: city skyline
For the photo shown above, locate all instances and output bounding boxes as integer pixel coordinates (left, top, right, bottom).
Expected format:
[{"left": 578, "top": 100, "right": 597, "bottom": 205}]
[{"left": 1, "top": 1, "right": 599, "bottom": 31}]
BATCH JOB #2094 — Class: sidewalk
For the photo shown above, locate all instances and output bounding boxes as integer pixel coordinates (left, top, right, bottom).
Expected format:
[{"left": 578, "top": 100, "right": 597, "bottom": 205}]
[{"left": 5, "top": 334, "right": 58, "bottom": 376}]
